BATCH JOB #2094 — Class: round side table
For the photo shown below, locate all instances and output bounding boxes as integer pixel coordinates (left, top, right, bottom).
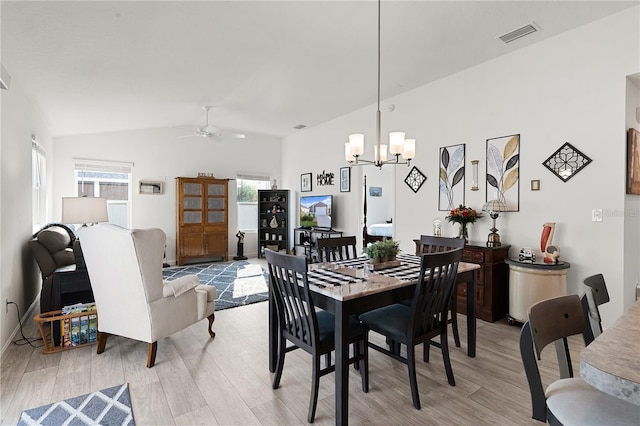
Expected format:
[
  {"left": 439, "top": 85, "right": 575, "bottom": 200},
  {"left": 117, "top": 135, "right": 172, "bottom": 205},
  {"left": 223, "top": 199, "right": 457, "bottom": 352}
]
[{"left": 505, "top": 258, "right": 571, "bottom": 325}]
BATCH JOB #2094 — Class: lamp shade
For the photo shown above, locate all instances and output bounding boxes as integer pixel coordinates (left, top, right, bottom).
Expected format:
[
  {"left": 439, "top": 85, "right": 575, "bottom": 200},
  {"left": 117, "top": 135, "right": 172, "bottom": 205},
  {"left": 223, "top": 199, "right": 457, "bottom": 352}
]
[
  {"left": 482, "top": 199, "right": 507, "bottom": 213},
  {"left": 62, "top": 197, "right": 108, "bottom": 225}
]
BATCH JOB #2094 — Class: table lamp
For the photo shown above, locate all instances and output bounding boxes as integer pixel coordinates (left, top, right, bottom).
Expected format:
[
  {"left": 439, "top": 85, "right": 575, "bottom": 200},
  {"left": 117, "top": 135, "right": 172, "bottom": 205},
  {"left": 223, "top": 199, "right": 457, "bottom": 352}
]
[
  {"left": 62, "top": 196, "right": 108, "bottom": 226},
  {"left": 482, "top": 200, "right": 507, "bottom": 247}
]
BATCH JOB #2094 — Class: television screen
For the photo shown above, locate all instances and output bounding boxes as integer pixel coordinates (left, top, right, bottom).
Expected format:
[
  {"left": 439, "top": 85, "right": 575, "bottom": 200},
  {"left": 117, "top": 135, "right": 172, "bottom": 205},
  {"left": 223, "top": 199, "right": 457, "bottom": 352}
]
[{"left": 300, "top": 195, "right": 333, "bottom": 229}]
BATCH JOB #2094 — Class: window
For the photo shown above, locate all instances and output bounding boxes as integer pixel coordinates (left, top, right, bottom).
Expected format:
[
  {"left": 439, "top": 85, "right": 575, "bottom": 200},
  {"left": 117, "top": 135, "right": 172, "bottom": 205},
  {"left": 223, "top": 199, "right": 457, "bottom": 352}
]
[
  {"left": 32, "top": 138, "right": 47, "bottom": 231},
  {"left": 73, "top": 159, "right": 133, "bottom": 228},
  {"left": 237, "top": 175, "right": 271, "bottom": 231}
]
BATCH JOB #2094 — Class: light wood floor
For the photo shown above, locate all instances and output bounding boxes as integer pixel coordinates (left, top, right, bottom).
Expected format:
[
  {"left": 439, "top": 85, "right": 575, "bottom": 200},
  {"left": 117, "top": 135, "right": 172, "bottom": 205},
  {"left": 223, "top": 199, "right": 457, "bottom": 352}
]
[{"left": 1, "top": 290, "right": 582, "bottom": 425}]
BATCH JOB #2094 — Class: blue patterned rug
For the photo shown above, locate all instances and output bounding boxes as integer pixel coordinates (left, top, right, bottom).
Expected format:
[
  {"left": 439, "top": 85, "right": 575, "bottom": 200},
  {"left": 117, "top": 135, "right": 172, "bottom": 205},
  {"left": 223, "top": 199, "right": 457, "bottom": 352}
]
[
  {"left": 162, "top": 260, "right": 269, "bottom": 310},
  {"left": 19, "top": 383, "right": 134, "bottom": 426}
]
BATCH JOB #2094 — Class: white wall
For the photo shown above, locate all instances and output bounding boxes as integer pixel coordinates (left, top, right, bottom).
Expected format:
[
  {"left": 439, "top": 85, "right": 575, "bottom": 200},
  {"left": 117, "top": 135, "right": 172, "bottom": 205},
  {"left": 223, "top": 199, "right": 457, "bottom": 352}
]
[
  {"left": 52, "top": 128, "right": 282, "bottom": 262},
  {"left": 0, "top": 75, "right": 54, "bottom": 351},
  {"left": 283, "top": 6, "right": 640, "bottom": 327},
  {"left": 624, "top": 74, "right": 640, "bottom": 307}
]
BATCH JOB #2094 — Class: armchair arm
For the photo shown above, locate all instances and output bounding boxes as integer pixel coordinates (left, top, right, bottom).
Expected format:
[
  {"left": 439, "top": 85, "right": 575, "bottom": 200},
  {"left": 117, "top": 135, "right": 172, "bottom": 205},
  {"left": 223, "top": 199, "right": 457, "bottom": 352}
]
[{"left": 162, "top": 275, "right": 200, "bottom": 298}]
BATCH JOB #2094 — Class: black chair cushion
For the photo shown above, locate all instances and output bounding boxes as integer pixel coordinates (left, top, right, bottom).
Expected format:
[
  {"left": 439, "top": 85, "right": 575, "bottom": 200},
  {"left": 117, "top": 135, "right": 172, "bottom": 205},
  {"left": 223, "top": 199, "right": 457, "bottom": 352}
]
[
  {"left": 316, "top": 310, "right": 368, "bottom": 347},
  {"left": 359, "top": 304, "right": 410, "bottom": 342}
]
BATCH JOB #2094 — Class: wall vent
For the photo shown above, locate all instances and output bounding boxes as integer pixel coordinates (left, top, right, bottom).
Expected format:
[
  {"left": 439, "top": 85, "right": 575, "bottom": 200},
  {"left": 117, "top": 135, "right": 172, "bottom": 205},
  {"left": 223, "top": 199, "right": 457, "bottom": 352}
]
[{"left": 499, "top": 22, "right": 539, "bottom": 44}]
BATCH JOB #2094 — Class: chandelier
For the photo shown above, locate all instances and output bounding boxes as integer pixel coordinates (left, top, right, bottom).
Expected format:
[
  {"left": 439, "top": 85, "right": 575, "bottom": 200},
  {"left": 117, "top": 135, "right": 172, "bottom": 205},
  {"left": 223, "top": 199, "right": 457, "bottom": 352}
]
[{"left": 345, "top": 0, "right": 416, "bottom": 168}]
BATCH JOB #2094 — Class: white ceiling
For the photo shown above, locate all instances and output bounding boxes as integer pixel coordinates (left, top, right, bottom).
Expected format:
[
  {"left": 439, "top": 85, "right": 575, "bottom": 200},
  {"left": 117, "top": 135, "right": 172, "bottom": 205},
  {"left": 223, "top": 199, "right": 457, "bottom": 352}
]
[{"left": 2, "top": 1, "right": 637, "bottom": 138}]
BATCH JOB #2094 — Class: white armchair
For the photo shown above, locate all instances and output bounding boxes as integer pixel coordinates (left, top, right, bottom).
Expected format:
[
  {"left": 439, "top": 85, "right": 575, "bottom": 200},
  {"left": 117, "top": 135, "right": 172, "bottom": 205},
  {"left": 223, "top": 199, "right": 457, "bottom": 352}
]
[{"left": 78, "top": 223, "right": 215, "bottom": 367}]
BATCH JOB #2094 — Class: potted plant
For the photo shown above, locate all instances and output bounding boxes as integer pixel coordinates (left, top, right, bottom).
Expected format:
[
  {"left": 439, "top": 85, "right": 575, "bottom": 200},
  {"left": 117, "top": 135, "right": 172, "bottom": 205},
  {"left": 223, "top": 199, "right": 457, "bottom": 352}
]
[
  {"left": 365, "top": 239, "right": 400, "bottom": 263},
  {"left": 382, "top": 239, "right": 400, "bottom": 261},
  {"left": 365, "top": 242, "right": 382, "bottom": 264}
]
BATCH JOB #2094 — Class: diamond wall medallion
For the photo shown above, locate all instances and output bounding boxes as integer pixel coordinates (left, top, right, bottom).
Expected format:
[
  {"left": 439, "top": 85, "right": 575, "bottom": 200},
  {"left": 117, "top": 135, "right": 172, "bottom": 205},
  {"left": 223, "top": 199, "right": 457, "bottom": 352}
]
[
  {"left": 543, "top": 142, "right": 592, "bottom": 182},
  {"left": 405, "top": 166, "right": 426, "bottom": 193}
]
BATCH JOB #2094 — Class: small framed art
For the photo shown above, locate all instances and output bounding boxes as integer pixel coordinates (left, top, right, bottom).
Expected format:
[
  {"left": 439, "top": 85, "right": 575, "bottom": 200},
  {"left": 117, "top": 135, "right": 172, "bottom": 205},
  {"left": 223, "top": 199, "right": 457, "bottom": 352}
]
[
  {"left": 139, "top": 180, "right": 163, "bottom": 194},
  {"left": 340, "top": 167, "right": 351, "bottom": 192},
  {"left": 530, "top": 180, "right": 540, "bottom": 191},
  {"left": 301, "top": 173, "right": 312, "bottom": 192}
]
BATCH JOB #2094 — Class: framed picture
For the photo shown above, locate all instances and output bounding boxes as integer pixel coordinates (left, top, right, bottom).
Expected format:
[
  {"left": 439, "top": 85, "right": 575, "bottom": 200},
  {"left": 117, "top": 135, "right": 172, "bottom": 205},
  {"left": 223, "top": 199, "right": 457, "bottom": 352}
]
[
  {"left": 139, "top": 180, "right": 163, "bottom": 194},
  {"left": 531, "top": 179, "right": 540, "bottom": 191},
  {"left": 439, "top": 143, "right": 465, "bottom": 211},
  {"left": 301, "top": 173, "right": 312, "bottom": 192},
  {"left": 627, "top": 128, "right": 640, "bottom": 194},
  {"left": 487, "top": 134, "right": 520, "bottom": 211},
  {"left": 340, "top": 167, "right": 351, "bottom": 192},
  {"left": 369, "top": 186, "right": 382, "bottom": 197}
]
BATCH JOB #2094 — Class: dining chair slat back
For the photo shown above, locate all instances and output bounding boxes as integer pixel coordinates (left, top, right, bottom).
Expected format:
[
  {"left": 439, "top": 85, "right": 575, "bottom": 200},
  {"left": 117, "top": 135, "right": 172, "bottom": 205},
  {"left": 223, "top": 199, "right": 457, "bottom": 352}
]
[
  {"left": 581, "top": 273, "right": 610, "bottom": 339},
  {"left": 317, "top": 236, "right": 358, "bottom": 262},
  {"left": 417, "top": 235, "right": 465, "bottom": 348},
  {"left": 359, "top": 248, "right": 463, "bottom": 410},
  {"left": 265, "top": 248, "right": 369, "bottom": 422}
]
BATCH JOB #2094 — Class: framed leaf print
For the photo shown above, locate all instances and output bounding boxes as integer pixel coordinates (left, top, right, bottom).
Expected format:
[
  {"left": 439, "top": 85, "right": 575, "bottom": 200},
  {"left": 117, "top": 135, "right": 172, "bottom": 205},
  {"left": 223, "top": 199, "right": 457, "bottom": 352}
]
[
  {"left": 486, "top": 134, "right": 519, "bottom": 211},
  {"left": 439, "top": 144, "right": 465, "bottom": 210}
]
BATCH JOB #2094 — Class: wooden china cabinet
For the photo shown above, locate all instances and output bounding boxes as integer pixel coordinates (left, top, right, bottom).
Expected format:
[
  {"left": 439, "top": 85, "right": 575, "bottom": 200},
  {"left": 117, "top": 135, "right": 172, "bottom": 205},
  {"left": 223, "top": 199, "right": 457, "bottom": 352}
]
[{"left": 176, "top": 176, "right": 229, "bottom": 266}]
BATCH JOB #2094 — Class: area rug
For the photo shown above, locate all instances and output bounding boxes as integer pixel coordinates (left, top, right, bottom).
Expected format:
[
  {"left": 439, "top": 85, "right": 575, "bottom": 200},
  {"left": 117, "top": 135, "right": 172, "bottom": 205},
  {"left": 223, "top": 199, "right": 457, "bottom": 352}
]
[
  {"left": 18, "top": 383, "right": 134, "bottom": 426},
  {"left": 162, "top": 260, "right": 269, "bottom": 310}
]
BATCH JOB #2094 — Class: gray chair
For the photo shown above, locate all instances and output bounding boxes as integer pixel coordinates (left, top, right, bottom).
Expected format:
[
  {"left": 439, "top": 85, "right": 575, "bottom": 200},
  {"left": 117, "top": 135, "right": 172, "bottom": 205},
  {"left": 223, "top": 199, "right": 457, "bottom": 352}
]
[
  {"left": 359, "top": 249, "right": 462, "bottom": 409},
  {"left": 29, "top": 224, "right": 93, "bottom": 313},
  {"left": 519, "top": 294, "right": 638, "bottom": 425},
  {"left": 316, "top": 236, "right": 358, "bottom": 262},
  {"left": 266, "top": 249, "right": 369, "bottom": 422},
  {"left": 581, "top": 274, "right": 609, "bottom": 340}
]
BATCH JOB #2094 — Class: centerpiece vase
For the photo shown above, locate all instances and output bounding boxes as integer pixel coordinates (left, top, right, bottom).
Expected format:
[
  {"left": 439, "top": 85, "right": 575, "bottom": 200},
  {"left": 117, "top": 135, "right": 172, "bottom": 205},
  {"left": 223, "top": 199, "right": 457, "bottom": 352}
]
[{"left": 458, "top": 223, "right": 469, "bottom": 243}]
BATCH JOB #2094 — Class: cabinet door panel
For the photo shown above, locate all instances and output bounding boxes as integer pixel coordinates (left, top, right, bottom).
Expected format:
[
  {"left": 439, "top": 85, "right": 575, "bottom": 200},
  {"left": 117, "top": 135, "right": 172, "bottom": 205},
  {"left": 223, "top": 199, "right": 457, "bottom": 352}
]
[
  {"left": 184, "top": 197, "right": 202, "bottom": 210},
  {"left": 204, "top": 233, "right": 227, "bottom": 256},
  {"left": 181, "top": 234, "right": 205, "bottom": 257}
]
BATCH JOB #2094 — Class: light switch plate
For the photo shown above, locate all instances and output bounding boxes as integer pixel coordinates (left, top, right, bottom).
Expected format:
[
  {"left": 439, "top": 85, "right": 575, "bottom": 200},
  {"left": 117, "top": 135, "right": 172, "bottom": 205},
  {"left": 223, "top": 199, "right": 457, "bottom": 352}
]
[{"left": 592, "top": 209, "right": 603, "bottom": 222}]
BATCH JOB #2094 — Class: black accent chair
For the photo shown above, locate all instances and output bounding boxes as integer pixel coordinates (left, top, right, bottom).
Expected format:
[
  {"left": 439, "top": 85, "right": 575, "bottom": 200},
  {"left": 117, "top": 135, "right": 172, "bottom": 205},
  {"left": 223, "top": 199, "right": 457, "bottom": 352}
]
[
  {"left": 580, "top": 273, "right": 610, "bottom": 342},
  {"left": 359, "top": 248, "right": 462, "bottom": 409},
  {"left": 29, "top": 224, "right": 93, "bottom": 313},
  {"left": 316, "top": 236, "right": 358, "bottom": 262},
  {"left": 519, "top": 294, "right": 637, "bottom": 425},
  {"left": 265, "top": 249, "right": 369, "bottom": 423}
]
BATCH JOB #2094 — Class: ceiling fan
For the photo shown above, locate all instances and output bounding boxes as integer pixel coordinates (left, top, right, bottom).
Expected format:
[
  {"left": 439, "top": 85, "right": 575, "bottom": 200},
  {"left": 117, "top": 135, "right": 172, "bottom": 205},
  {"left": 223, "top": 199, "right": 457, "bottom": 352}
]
[{"left": 176, "top": 106, "right": 245, "bottom": 141}]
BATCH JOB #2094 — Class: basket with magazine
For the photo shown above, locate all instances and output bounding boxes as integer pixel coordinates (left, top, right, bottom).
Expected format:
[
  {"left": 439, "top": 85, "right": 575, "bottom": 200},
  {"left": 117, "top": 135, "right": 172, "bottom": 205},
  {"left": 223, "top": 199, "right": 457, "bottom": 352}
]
[{"left": 33, "top": 302, "right": 98, "bottom": 354}]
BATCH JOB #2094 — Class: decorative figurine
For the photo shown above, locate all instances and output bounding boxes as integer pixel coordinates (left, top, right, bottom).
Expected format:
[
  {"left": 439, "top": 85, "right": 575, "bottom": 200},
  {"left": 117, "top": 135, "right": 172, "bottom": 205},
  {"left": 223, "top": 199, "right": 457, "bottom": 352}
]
[
  {"left": 270, "top": 216, "right": 278, "bottom": 228},
  {"left": 233, "top": 231, "right": 247, "bottom": 260},
  {"left": 540, "top": 222, "right": 560, "bottom": 263},
  {"left": 272, "top": 179, "right": 278, "bottom": 189}
]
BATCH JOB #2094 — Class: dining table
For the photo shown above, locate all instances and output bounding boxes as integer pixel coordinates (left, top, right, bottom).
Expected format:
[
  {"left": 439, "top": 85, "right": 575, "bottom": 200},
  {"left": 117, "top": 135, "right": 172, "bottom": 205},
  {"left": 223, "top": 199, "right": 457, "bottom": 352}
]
[
  {"left": 580, "top": 299, "right": 640, "bottom": 406},
  {"left": 267, "top": 253, "right": 480, "bottom": 425}
]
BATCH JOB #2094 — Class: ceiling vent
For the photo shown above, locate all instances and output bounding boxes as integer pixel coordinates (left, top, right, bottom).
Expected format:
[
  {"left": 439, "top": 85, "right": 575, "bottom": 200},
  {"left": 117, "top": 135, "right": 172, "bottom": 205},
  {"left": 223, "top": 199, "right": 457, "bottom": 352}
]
[
  {"left": 499, "top": 22, "right": 540, "bottom": 44},
  {"left": 293, "top": 124, "right": 307, "bottom": 130}
]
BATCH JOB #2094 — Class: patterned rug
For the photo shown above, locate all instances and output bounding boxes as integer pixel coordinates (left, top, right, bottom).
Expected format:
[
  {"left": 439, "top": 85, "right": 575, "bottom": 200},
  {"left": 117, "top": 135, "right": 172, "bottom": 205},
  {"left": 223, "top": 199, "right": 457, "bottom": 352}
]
[
  {"left": 162, "top": 260, "right": 269, "bottom": 310},
  {"left": 19, "top": 383, "right": 134, "bottom": 426}
]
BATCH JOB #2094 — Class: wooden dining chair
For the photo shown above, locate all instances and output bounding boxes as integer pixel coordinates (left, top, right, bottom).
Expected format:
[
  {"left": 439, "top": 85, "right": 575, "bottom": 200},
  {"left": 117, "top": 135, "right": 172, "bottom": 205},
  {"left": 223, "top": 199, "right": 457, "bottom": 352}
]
[
  {"left": 265, "top": 249, "right": 369, "bottom": 423},
  {"left": 316, "top": 236, "right": 358, "bottom": 262},
  {"left": 580, "top": 273, "right": 610, "bottom": 342},
  {"left": 359, "top": 249, "right": 462, "bottom": 409},
  {"left": 417, "top": 235, "right": 465, "bottom": 350},
  {"left": 519, "top": 294, "right": 637, "bottom": 425}
]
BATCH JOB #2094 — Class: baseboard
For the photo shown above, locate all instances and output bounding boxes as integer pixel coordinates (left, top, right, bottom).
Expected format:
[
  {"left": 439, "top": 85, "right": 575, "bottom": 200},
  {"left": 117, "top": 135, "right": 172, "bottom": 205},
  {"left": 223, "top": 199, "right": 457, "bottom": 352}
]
[{"left": 1, "top": 296, "right": 40, "bottom": 357}]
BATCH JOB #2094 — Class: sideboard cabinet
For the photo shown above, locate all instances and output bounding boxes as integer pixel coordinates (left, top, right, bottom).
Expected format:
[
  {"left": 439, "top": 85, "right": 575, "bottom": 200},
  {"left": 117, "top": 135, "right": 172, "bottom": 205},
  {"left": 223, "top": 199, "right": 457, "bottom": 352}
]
[
  {"left": 176, "top": 177, "right": 229, "bottom": 265},
  {"left": 414, "top": 240, "right": 510, "bottom": 322}
]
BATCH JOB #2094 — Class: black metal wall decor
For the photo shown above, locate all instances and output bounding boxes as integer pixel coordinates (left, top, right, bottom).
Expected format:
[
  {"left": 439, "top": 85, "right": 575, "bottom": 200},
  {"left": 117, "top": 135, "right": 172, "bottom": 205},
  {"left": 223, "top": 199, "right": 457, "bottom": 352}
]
[
  {"left": 543, "top": 142, "right": 592, "bottom": 182},
  {"left": 316, "top": 170, "right": 334, "bottom": 186},
  {"left": 404, "top": 166, "right": 426, "bottom": 193}
]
